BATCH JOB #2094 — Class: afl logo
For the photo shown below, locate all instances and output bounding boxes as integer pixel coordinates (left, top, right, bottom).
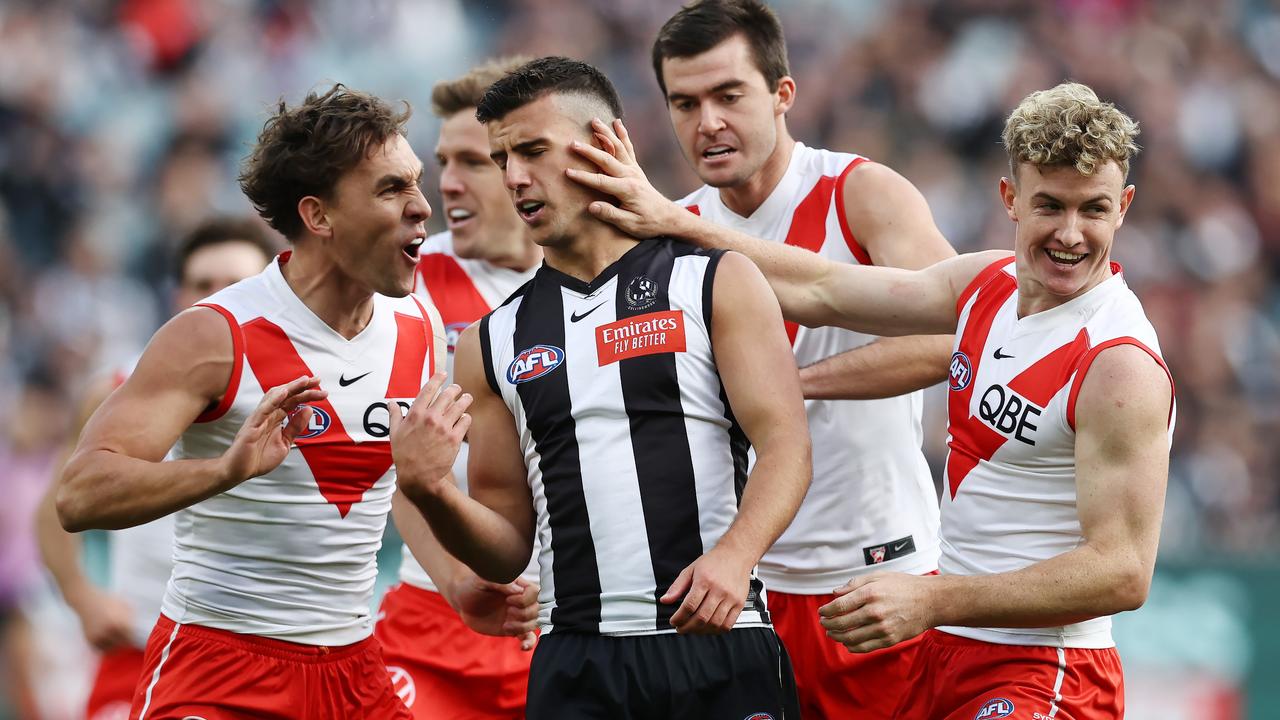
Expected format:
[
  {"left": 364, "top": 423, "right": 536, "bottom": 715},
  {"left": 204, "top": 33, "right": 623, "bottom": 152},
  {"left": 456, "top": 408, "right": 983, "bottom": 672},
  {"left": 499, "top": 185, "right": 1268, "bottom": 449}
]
[
  {"left": 948, "top": 351, "right": 973, "bottom": 391},
  {"left": 743, "top": 714, "right": 775, "bottom": 720},
  {"left": 975, "top": 698, "right": 1014, "bottom": 719},
  {"left": 507, "top": 345, "right": 565, "bottom": 384},
  {"left": 297, "top": 405, "right": 331, "bottom": 439}
]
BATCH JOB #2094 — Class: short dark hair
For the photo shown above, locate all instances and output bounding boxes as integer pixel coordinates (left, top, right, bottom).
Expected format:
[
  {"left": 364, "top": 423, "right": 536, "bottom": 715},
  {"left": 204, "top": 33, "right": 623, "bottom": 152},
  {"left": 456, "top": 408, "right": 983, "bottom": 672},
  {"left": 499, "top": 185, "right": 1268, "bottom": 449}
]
[
  {"left": 474, "top": 56, "right": 623, "bottom": 125},
  {"left": 176, "top": 217, "right": 280, "bottom": 283},
  {"left": 239, "top": 84, "right": 411, "bottom": 239},
  {"left": 652, "top": 0, "right": 790, "bottom": 97},
  {"left": 432, "top": 56, "right": 532, "bottom": 118}
]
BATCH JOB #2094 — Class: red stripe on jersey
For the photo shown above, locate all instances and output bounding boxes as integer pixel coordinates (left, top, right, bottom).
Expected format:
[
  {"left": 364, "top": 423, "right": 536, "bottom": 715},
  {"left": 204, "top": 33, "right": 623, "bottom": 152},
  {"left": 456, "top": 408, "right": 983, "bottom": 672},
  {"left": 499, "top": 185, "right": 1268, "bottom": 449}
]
[
  {"left": 386, "top": 311, "right": 430, "bottom": 398},
  {"left": 416, "top": 254, "right": 492, "bottom": 328},
  {"left": 944, "top": 270, "right": 1016, "bottom": 499},
  {"left": 782, "top": 174, "right": 839, "bottom": 344},
  {"left": 833, "top": 157, "right": 873, "bottom": 266},
  {"left": 686, "top": 205, "right": 700, "bottom": 216},
  {"left": 1065, "top": 337, "right": 1174, "bottom": 430},
  {"left": 241, "top": 317, "right": 391, "bottom": 518},
  {"left": 193, "top": 303, "right": 245, "bottom": 424},
  {"left": 956, "top": 256, "right": 1015, "bottom": 317},
  {"left": 409, "top": 295, "right": 438, "bottom": 378}
]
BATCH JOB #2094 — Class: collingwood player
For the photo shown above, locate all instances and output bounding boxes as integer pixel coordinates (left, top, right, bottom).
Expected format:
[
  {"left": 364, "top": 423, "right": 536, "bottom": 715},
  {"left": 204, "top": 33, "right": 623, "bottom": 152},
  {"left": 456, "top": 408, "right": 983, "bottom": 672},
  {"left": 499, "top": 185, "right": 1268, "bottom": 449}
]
[{"left": 389, "top": 57, "right": 811, "bottom": 719}]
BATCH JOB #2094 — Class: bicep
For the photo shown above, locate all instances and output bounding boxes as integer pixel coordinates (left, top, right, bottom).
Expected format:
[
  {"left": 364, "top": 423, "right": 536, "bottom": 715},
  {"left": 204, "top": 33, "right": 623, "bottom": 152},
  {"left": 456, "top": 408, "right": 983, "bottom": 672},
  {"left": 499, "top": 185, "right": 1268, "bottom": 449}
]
[
  {"left": 1073, "top": 345, "right": 1172, "bottom": 557},
  {"left": 455, "top": 325, "right": 535, "bottom": 538},
  {"left": 75, "top": 308, "right": 233, "bottom": 464},
  {"left": 710, "top": 253, "right": 808, "bottom": 447}
]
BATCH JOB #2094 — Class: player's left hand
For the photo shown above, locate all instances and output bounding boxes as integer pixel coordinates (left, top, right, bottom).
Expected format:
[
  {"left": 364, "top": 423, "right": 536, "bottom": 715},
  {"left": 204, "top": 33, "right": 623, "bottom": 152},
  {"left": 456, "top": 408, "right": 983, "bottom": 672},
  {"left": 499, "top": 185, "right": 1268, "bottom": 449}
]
[
  {"left": 817, "top": 572, "right": 937, "bottom": 653},
  {"left": 451, "top": 575, "right": 540, "bottom": 651},
  {"left": 660, "top": 545, "right": 754, "bottom": 635},
  {"left": 565, "top": 118, "right": 686, "bottom": 239}
]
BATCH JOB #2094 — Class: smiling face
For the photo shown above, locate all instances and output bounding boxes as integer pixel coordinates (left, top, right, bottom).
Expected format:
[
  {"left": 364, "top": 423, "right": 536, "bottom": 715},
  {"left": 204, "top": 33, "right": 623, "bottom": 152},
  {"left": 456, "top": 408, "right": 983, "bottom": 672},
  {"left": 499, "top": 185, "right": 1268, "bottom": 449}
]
[
  {"left": 1002, "top": 160, "right": 1135, "bottom": 312},
  {"left": 487, "top": 93, "right": 607, "bottom": 249},
  {"left": 435, "top": 110, "right": 524, "bottom": 260},
  {"left": 660, "top": 34, "right": 794, "bottom": 189},
  {"left": 319, "top": 133, "right": 430, "bottom": 297}
]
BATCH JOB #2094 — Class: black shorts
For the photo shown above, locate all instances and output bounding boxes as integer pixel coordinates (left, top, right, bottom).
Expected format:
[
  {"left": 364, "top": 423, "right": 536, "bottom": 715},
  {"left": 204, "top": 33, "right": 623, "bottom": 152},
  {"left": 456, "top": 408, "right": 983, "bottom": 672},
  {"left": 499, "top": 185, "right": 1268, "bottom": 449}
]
[{"left": 526, "top": 627, "right": 799, "bottom": 720}]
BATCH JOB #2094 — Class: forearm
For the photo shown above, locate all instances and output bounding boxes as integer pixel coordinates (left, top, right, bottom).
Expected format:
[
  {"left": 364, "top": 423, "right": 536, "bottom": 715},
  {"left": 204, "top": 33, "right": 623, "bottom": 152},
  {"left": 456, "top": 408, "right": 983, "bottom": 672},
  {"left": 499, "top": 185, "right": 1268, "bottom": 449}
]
[
  {"left": 929, "top": 544, "right": 1151, "bottom": 629},
  {"left": 714, "top": 437, "right": 811, "bottom": 564},
  {"left": 801, "top": 335, "right": 953, "bottom": 400},
  {"left": 35, "top": 484, "right": 96, "bottom": 610},
  {"left": 57, "top": 449, "right": 233, "bottom": 532},
  {"left": 401, "top": 482, "right": 532, "bottom": 584},
  {"left": 391, "top": 489, "right": 484, "bottom": 605}
]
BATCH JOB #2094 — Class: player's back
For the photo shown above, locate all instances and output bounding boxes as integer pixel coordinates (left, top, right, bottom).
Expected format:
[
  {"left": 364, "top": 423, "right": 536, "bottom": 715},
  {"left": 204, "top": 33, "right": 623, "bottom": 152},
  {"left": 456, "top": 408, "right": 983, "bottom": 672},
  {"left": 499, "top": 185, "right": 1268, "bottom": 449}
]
[{"left": 166, "top": 254, "right": 440, "bottom": 645}]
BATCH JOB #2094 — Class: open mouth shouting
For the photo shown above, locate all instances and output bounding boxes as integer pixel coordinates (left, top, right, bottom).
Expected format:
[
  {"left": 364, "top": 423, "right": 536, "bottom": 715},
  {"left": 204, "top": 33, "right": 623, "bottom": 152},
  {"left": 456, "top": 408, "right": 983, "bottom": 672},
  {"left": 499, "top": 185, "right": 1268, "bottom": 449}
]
[
  {"left": 1044, "top": 248, "right": 1087, "bottom": 267},
  {"left": 517, "top": 199, "right": 546, "bottom": 224},
  {"left": 403, "top": 236, "right": 425, "bottom": 262}
]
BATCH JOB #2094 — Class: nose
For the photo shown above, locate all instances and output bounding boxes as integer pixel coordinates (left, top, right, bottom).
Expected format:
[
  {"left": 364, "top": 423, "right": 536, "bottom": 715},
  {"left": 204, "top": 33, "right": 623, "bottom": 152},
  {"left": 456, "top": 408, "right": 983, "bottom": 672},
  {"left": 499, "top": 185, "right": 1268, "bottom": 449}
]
[
  {"left": 504, "top": 159, "right": 531, "bottom": 192},
  {"left": 439, "top": 162, "right": 465, "bottom": 196},
  {"left": 1056, "top": 211, "right": 1084, "bottom": 248},
  {"left": 406, "top": 185, "right": 431, "bottom": 222},
  {"left": 698, "top": 104, "right": 726, "bottom": 136}
]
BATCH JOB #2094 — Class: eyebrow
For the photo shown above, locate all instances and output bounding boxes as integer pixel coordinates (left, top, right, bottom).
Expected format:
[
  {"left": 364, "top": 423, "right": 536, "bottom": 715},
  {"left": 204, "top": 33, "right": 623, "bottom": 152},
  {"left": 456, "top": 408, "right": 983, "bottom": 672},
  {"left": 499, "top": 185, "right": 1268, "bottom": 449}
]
[
  {"left": 667, "top": 79, "right": 747, "bottom": 103},
  {"left": 491, "top": 137, "right": 547, "bottom": 162},
  {"left": 375, "top": 166, "right": 424, "bottom": 189},
  {"left": 1031, "top": 191, "right": 1112, "bottom": 205}
]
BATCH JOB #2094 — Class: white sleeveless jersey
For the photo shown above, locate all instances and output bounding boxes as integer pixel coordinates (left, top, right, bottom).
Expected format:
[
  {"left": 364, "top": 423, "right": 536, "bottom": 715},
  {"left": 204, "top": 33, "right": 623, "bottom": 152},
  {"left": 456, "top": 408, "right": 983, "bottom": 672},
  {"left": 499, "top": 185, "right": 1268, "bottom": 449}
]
[
  {"left": 164, "top": 254, "right": 445, "bottom": 645},
  {"left": 680, "top": 143, "right": 939, "bottom": 592},
  {"left": 400, "top": 231, "right": 540, "bottom": 592},
  {"left": 938, "top": 258, "right": 1174, "bottom": 648},
  {"left": 104, "top": 362, "right": 177, "bottom": 648}
]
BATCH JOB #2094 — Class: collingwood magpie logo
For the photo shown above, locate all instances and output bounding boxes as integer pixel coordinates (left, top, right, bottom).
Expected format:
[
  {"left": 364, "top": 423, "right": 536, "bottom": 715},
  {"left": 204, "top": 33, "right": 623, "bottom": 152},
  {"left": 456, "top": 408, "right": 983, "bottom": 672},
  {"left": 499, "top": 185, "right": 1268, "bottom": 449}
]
[{"left": 625, "top": 275, "right": 658, "bottom": 310}]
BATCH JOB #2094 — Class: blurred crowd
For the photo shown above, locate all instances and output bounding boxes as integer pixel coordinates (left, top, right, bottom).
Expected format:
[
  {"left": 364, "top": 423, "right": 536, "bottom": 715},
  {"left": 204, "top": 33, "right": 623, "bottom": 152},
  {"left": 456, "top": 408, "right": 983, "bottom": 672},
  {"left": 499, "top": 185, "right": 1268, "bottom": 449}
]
[{"left": 2, "top": 0, "right": 1278, "bottom": 650}]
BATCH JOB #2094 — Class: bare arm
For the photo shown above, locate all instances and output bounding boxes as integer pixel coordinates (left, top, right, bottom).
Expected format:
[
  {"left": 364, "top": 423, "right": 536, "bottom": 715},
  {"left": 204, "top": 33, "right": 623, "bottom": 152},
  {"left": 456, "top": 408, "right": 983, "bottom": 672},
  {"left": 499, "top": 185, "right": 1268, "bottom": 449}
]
[
  {"left": 820, "top": 344, "right": 1172, "bottom": 650},
  {"left": 799, "top": 336, "right": 952, "bottom": 400},
  {"left": 35, "top": 376, "right": 134, "bottom": 649},
  {"left": 392, "top": 324, "right": 536, "bottom": 584},
  {"left": 566, "top": 118, "right": 982, "bottom": 336},
  {"left": 661, "top": 252, "right": 812, "bottom": 633},
  {"left": 56, "top": 307, "right": 325, "bottom": 531}
]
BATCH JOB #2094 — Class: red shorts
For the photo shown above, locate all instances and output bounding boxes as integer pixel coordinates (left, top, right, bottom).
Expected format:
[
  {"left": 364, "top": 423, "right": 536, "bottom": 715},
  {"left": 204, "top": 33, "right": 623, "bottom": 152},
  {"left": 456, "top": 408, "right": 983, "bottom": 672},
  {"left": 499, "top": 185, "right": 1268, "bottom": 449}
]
[
  {"left": 128, "top": 614, "right": 411, "bottom": 720},
  {"left": 374, "top": 583, "right": 533, "bottom": 720},
  {"left": 87, "top": 647, "right": 146, "bottom": 720},
  {"left": 893, "top": 629, "right": 1124, "bottom": 719},
  {"left": 771, "top": 589, "right": 925, "bottom": 719}
]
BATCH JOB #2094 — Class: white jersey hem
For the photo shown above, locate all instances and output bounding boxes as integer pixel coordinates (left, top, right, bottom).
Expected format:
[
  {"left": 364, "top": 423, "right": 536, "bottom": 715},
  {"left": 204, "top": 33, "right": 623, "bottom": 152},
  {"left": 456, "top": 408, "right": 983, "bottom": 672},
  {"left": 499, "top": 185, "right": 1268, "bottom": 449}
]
[
  {"left": 758, "top": 547, "right": 939, "bottom": 594},
  {"left": 936, "top": 625, "right": 1114, "bottom": 650}
]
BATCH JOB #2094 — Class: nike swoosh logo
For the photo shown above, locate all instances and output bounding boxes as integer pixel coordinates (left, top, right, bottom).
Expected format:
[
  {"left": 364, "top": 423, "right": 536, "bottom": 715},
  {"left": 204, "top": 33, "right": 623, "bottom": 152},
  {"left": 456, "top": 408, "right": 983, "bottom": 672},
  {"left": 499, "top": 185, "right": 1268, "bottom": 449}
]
[
  {"left": 993, "top": 347, "right": 1015, "bottom": 360},
  {"left": 338, "top": 371, "right": 372, "bottom": 387},
  {"left": 570, "top": 302, "right": 606, "bottom": 323},
  {"left": 892, "top": 540, "right": 910, "bottom": 552}
]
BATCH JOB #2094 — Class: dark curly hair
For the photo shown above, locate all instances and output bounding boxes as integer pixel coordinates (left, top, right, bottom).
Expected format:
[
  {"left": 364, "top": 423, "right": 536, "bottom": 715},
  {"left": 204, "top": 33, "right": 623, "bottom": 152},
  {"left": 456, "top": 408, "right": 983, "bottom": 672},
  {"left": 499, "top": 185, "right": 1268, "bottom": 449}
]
[
  {"left": 475, "top": 56, "right": 623, "bottom": 125},
  {"left": 238, "top": 84, "right": 411, "bottom": 239}
]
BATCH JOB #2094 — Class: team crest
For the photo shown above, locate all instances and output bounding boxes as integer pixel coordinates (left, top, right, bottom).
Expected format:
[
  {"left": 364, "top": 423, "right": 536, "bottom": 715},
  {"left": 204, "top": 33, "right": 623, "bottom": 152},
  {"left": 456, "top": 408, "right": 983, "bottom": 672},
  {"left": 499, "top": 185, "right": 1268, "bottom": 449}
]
[
  {"left": 507, "top": 345, "right": 565, "bottom": 384},
  {"left": 445, "top": 321, "right": 469, "bottom": 352},
  {"left": 948, "top": 351, "right": 973, "bottom": 391},
  {"left": 975, "top": 698, "right": 1014, "bottom": 719},
  {"left": 296, "top": 405, "right": 331, "bottom": 439},
  {"left": 386, "top": 665, "right": 416, "bottom": 707},
  {"left": 625, "top": 275, "right": 658, "bottom": 310},
  {"left": 868, "top": 545, "right": 886, "bottom": 564},
  {"left": 743, "top": 714, "right": 775, "bottom": 720}
]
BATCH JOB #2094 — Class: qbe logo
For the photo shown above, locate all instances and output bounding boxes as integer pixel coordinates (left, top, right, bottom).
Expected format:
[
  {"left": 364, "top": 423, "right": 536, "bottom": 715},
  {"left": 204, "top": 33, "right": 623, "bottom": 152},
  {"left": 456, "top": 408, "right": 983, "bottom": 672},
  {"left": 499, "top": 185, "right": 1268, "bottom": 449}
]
[
  {"left": 507, "top": 344, "right": 565, "bottom": 384},
  {"left": 949, "top": 351, "right": 973, "bottom": 391},
  {"left": 975, "top": 697, "right": 1014, "bottom": 719},
  {"left": 296, "top": 405, "right": 331, "bottom": 439}
]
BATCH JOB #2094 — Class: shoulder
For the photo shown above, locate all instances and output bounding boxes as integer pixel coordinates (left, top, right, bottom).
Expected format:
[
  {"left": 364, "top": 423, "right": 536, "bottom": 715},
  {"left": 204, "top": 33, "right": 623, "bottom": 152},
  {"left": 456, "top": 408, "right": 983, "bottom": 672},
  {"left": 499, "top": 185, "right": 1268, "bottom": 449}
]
[
  {"left": 675, "top": 184, "right": 713, "bottom": 210},
  {"left": 1073, "top": 343, "right": 1173, "bottom": 434}
]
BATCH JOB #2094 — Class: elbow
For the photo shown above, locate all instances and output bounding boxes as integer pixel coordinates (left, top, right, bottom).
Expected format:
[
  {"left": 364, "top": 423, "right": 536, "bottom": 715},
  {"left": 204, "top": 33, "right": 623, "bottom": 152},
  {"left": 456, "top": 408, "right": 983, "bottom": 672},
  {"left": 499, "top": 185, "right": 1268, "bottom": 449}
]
[
  {"left": 55, "top": 484, "right": 91, "bottom": 533},
  {"left": 1109, "top": 565, "right": 1153, "bottom": 613}
]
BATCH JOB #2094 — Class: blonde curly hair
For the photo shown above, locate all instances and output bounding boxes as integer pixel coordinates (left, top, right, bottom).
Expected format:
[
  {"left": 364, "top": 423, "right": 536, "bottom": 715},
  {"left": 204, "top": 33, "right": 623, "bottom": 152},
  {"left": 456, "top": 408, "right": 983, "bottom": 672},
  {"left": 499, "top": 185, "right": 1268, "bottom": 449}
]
[{"left": 1002, "top": 82, "right": 1140, "bottom": 180}]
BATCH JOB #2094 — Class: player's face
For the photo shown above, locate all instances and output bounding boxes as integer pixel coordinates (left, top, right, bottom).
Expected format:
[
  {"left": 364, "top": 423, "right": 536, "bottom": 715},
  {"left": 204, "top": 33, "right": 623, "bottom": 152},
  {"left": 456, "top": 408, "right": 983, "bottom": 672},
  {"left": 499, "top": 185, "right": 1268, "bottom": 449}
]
[
  {"left": 1002, "top": 161, "right": 1135, "bottom": 309},
  {"left": 324, "top": 134, "right": 430, "bottom": 297},
  {"left": 175, "top": 241, "right": 272, "bottom": 310},
  {"left": 436, "top": 110, "right": 524, "bottom": 260},
  {"left": 660, "top": 34, "right": 795, "bottom": 189},
  {"left": 488, "top": 94, "right": 605, "bottom": 249}
]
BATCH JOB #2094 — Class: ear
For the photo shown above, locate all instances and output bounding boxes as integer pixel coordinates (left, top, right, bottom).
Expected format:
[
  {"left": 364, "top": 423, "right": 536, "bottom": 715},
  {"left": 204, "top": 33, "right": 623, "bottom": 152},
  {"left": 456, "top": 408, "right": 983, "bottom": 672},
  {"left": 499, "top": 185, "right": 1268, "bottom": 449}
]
[
  {"left": 775, "top": 76, "right": 796, "bottom": 115},
  {"left": 999, "top": 177, "right": 1018, "bottom": 222},
  {"left": 1115, "top": 184, "right": 1136, "bottom": 229},
  {"left": 297, "top": 195, "right": 332, "bottom": 239}
]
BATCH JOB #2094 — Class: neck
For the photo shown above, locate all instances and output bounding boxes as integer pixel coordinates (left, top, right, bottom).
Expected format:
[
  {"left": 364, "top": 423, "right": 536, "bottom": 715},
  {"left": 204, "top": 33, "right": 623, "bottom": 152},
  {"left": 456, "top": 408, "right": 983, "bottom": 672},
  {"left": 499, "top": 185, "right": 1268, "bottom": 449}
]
[
  {"left": 1015, "top": 266, "right": 1114, "bottom": 318},
  {"left": 544, "top": 217, "right": 638, "bottom": 283},
  {"left": 717, "top": 131, "right": 796, "bottom": 218},
  {"left": 279, "top": 241, "right": 376, "bottom": 340},
  {"left": 483, "top": 230, "right": 543, "bottom": 273}
]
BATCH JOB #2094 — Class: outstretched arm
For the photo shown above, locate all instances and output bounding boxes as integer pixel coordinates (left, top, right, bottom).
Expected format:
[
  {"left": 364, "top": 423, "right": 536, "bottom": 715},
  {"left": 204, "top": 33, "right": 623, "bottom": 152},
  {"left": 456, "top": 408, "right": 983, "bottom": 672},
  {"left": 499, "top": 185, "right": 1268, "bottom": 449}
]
[
  {"left": 819, "top": 344, "right": 1173, "bottom": 651},
  {"left": 566, "top": 118, "right": 985, "bottom": 337},
  {"left": 661, "top": 252, "right": 812, "bottom": 634},
  {"left": 392, "top": 324, "right": 536, "bottom": 584},
  {"left": 57, "top": 307, "right": 325, "bottom": 531}
]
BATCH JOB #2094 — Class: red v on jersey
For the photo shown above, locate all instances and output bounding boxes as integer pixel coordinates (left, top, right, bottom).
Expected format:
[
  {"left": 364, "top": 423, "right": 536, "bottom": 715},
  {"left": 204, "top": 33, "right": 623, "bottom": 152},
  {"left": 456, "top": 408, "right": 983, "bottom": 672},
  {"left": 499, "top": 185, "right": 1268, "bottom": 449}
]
[
  {"left": 240, "top": 314, "right": 429, "bottom": 518},
  {"left": 781, "top": 174, "right": 838, "bottom": 344},
  {"left": 417, "top": 254, "right": 490, "bottom": 326}
]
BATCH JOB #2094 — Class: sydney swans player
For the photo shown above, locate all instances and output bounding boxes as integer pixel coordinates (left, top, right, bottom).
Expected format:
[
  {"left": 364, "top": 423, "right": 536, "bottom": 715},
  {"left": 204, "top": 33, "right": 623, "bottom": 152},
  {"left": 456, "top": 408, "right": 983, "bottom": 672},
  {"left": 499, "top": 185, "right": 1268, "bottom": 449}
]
[{"left": 574, "top": 82, "right": 1172, "bottom": 720}]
